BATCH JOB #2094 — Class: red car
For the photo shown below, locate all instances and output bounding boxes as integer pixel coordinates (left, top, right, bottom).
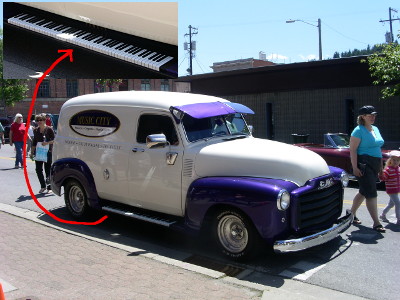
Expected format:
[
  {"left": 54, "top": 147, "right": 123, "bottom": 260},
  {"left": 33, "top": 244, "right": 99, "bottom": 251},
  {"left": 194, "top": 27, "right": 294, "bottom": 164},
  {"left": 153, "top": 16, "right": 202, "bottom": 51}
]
[{"left": 295, "top": 133, "right": 391, "bottom": 180}]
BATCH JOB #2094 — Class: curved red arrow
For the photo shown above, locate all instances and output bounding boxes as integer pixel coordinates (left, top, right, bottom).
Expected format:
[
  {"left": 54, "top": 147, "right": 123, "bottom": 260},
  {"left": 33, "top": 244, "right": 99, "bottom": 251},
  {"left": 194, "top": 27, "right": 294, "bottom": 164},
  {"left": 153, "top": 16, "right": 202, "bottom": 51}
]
[{"left": 23, "top": 49, "right": 108, "bottom": 225}]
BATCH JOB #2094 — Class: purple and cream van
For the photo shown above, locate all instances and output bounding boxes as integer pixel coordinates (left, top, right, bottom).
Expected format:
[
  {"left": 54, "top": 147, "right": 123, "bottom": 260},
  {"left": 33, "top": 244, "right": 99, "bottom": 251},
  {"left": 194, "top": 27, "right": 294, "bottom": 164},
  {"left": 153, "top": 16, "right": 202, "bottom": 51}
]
[{"left": 51, "top": 91, "right": 353, "bottom": 259}]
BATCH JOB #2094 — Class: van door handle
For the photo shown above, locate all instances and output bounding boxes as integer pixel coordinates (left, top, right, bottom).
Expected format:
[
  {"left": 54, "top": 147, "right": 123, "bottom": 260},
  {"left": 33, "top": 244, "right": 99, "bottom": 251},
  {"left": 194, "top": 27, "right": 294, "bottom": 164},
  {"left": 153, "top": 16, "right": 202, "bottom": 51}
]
[{"left": 132, "top": 147, "right": 145, "bottom": 153}]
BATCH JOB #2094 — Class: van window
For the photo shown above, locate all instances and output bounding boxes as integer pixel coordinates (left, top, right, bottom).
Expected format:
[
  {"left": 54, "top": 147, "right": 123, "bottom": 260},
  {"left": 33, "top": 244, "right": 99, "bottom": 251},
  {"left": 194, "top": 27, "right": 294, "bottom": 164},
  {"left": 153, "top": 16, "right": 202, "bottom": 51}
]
[{"left": 137, "top": 114, "right": 179, "bottom": 145}]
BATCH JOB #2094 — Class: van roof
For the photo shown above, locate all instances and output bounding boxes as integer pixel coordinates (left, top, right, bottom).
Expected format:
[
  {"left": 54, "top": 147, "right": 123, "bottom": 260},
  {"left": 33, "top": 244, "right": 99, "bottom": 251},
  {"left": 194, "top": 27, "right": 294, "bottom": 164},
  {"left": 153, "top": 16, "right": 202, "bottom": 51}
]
[{"left": 62, "top": 91, "right": 229, "bottom": 111}]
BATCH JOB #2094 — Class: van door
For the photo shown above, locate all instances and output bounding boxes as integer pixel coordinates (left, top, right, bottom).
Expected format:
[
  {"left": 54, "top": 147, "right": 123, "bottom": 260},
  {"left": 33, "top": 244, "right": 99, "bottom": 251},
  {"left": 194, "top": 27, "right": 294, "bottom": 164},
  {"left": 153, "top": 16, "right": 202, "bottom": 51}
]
[{"left": 129, "top": 113, "right": 183, "bottom": 216}]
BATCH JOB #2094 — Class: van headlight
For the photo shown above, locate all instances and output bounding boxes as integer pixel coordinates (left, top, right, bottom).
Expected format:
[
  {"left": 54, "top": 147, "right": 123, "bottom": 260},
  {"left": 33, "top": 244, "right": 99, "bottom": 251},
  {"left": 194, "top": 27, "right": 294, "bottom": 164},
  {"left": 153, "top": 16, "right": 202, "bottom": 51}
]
[
  {"left": 277, "top": 190, "right": 291, "bottom": 211},
  {"left": 340, "top": 171, "right": 349, "bottom": 187}
]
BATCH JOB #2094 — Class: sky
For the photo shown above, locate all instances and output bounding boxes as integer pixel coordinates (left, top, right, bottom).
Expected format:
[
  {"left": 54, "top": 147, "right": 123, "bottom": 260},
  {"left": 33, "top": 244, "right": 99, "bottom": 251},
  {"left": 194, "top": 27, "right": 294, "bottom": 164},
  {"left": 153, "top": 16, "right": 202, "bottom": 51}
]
[
  {"left": 2, "top": 0, "right": 400, "bottom": 77},
  {"left": 179, "top": 0, "right": 400, "bottom": 76}
]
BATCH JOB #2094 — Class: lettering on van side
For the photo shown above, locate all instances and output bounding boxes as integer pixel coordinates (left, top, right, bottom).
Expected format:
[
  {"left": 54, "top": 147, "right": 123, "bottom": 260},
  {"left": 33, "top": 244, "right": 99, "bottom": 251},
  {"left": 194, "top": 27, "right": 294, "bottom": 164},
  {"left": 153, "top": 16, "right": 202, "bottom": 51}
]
[
  {"left": 64, "top": 139, "right": 122, "bottom": 150},
  {"left": 69, "top": 110, "right": 120, "bottom": 138}
]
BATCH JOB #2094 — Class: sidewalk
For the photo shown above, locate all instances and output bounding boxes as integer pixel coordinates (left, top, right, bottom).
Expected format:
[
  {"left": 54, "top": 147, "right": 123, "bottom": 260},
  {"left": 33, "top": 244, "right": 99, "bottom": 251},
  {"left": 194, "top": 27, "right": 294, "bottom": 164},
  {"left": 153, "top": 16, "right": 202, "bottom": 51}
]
[
  {"left": 0, "top": 211, "right": 263, "bottom": 300},
  {"left": 0, "top": 205, "right": 368, "bottom": 300}
]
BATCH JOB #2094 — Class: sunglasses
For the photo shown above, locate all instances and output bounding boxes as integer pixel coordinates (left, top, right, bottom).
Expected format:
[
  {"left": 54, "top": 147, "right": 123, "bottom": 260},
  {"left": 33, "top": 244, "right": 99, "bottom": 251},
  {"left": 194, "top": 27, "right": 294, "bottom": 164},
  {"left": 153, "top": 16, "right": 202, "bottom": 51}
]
[{"left": 36, "top": 119, "right": 45, "bottom": 121}]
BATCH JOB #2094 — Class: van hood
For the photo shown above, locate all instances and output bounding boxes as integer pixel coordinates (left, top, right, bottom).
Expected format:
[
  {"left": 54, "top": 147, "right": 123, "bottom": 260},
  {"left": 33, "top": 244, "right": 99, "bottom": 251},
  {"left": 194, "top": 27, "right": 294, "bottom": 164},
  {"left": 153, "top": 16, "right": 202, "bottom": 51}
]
[{"left": 194, "top": 137, "right": 330, "bottom": 187}]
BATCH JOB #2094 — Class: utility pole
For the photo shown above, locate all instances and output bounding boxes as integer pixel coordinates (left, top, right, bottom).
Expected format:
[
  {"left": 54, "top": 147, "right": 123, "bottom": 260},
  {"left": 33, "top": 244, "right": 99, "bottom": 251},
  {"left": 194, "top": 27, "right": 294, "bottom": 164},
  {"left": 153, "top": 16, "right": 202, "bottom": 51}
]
[
  {"left": 380, "top": 7, "right": 399, "bottom": 43},
  {"left": 184, "top": 25, "right": 198, "bottom": 75}
]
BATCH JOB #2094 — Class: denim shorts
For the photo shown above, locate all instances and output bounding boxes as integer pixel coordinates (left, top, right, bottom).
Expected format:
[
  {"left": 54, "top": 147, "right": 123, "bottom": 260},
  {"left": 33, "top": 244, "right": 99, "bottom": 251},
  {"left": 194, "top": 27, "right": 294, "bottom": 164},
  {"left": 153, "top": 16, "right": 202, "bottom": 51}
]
[{"left": 356, "top": 154, "right": 382, "bottom": 198}]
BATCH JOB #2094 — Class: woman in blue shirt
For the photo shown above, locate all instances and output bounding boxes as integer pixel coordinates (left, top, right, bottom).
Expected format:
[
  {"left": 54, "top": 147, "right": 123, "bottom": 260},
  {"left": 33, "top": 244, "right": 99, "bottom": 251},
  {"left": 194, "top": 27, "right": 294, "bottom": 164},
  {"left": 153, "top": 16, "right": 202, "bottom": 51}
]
[{"left": 349, "top": 105, "right": 385, "bottom": 232}]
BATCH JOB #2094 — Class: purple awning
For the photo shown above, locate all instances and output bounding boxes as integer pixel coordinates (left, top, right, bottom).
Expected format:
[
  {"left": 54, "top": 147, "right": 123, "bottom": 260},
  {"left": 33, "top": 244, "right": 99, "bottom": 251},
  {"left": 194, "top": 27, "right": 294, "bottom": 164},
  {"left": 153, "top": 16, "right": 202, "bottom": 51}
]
[{"left": 170, "top": 102, "right": 254, "bottom": 119}]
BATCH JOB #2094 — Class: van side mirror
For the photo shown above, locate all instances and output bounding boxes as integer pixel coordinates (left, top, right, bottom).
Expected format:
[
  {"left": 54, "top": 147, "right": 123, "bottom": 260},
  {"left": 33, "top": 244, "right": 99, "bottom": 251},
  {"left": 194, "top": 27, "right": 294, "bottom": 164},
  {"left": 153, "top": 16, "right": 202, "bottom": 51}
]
[{"left": 146, "top": 134, "right": 168, "bottom": 149}]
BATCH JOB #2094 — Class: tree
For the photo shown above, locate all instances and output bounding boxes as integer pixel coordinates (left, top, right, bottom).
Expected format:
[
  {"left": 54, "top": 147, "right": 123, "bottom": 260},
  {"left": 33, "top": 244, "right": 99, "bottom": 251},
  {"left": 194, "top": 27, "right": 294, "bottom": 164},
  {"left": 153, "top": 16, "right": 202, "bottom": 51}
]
[
  {"left": 95, "top": 79, "right": 123, "bottom": 92},
  {"left": 0, "top": 28, "right": 29, "bottom": 109},
  {"left": 363, "top": 39, "right": 400, "bottom": 99}
]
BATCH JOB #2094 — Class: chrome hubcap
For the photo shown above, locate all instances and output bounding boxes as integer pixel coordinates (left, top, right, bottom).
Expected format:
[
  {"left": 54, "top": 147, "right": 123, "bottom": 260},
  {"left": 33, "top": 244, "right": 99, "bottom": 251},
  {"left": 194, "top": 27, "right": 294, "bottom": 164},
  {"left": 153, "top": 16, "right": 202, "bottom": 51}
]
[{"left": 217, "top": 215, "right": 248, "bottom": 253}]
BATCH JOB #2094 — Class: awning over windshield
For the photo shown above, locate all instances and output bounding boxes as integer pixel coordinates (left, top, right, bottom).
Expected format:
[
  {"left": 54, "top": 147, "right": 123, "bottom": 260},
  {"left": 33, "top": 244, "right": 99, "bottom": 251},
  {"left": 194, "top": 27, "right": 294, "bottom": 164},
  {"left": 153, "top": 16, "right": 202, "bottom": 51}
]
[{"left": 170, "top": 101, "right": 254, "bottom": 119}]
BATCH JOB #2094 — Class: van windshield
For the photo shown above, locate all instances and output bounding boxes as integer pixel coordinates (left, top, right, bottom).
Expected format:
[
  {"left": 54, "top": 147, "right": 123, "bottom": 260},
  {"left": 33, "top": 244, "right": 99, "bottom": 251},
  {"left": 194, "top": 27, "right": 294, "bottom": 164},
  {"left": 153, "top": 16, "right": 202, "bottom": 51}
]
[{"left": 182, "top": 113, "right": 251, "bottom": 142}]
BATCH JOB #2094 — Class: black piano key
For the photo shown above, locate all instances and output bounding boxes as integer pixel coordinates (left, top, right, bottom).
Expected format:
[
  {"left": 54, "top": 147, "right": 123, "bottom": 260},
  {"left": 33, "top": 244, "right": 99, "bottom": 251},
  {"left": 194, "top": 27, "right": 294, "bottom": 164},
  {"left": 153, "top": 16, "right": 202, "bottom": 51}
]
[
  {"left": 156, "top": 55, "right": 168, "bottom": 62},
  {"left": 93, "top": 36, "right": 105, "bottom": 43},
  {"left": 20, "top": 14, "right": 33, "bottom": 21},
  {"left": 76, "top": 31, "right": 89, "bottom": 37},
  {"left": 36, "top": 19, "right": 50, "bottom": 26},
  {"left": 148, "top": 53, "right": 160, "bottom": 60},
  {"left": 118, "top": 44, "right": 130, "bottom": 51},
  {"left": 27, "top": 16, "right": 42, "bottom": 23}
]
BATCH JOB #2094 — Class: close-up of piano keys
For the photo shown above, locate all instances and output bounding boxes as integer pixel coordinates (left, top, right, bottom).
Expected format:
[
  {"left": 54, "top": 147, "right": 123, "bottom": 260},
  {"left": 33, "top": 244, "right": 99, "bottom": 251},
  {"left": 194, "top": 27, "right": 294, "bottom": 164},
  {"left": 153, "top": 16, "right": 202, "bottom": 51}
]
[{"left": 3, "top": 2, "right": 178, "bottom": 79}]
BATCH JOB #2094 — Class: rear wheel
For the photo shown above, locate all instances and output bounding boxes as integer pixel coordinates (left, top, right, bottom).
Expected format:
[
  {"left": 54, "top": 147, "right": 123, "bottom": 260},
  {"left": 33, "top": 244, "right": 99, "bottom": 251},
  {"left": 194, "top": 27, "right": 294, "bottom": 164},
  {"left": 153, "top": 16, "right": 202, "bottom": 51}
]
[
  {"left": 213, "top": 209, "right": 259, "bottom": 260},
  {"left": 64, "top": 180, "right": 90, "bottom": 219}
]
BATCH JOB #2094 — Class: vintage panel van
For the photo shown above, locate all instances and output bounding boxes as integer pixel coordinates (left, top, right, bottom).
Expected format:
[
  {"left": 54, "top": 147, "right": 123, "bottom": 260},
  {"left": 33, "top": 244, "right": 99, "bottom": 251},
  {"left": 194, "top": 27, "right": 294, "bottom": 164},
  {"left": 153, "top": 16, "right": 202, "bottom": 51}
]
[{"left": 51, "top": 91, "right": 353, "bottom": 259}]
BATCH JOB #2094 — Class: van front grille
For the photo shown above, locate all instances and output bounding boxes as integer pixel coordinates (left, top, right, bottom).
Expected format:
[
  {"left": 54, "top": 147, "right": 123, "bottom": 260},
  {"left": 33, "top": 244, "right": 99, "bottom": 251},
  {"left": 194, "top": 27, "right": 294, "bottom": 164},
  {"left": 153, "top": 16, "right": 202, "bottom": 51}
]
[{"left": 296, "top": 183, "right": 343, "bottom": 230}]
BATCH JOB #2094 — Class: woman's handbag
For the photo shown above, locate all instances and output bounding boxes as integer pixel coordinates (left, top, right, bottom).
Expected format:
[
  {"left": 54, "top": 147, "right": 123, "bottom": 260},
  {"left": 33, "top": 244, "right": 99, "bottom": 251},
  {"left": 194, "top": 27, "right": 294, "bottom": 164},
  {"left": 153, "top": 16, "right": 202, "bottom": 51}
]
[{"left": 35, "top": 142, "right": 49, "bottom": 162}]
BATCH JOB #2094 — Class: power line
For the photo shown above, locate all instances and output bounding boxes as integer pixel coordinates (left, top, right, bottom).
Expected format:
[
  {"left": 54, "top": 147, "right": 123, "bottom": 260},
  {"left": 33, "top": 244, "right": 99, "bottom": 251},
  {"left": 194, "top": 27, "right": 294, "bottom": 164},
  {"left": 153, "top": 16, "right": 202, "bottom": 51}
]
[
  {"left": 184, "top": 25, "right": 198, "bottom": 75},
  {"left": 379, "top": 7, "right": 399, "bottom": 43}
]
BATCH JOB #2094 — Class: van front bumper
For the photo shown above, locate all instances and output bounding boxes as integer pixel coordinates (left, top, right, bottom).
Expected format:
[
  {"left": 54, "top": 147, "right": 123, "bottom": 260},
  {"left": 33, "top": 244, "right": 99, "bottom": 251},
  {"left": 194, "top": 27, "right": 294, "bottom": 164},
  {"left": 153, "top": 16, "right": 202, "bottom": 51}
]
[{"left": 273, "top": 211, "right": 353, "bottom": 253}]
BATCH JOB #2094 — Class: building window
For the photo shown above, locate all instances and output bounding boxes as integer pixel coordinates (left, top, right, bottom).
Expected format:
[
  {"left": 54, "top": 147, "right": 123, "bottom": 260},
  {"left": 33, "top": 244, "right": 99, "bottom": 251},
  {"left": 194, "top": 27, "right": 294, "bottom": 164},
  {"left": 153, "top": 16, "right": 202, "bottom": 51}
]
[
  {"left": 37, "top": 80, "right": 50, "bottom": 97},
  {"left": 67, "top": 80, "right": 78, "bottom": 97},
  {"left": 141, "top": 79, "right": 151, "bottom": 91},
  {"left": 160, "top": 79, "right": 170, "bottom": 91}
]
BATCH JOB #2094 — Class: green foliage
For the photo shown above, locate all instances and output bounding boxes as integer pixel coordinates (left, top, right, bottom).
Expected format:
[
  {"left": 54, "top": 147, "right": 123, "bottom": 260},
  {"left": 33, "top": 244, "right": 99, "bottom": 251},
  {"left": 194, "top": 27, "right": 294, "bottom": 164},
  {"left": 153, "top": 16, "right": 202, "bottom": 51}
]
[
  {"left": 1, "top": 80, "right": 29, "bottom": 106},
  {"left": 363, "top": 40, "right": 400, "bottom": 99},
  {"left": 333, "top": 44, "right": 385, "bottom": 58}
]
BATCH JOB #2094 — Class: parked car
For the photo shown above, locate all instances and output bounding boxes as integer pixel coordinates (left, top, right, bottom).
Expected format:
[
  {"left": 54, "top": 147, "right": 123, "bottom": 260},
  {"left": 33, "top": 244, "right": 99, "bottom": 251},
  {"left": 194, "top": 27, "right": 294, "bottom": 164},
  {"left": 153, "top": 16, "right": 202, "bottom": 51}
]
[
  {"left": 295, "top": 133, "right": 391, "bottom": 180},
  {"left": 51, "top": 91, "right": 352, "bottom": 260},
  {"left": 0, "top": 116, "right": 13, "bottom": 142}
]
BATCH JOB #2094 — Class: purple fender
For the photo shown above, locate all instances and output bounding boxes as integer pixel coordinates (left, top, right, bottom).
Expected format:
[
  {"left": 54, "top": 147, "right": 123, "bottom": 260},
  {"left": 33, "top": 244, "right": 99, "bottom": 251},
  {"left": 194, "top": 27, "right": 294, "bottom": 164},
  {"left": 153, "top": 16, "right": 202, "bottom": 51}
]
[
  {"left": 185, "top": 177, "right": 298, "bottom": 243},
  {"left": 50, "top": 158, "right": 100, "bottom": 209}
]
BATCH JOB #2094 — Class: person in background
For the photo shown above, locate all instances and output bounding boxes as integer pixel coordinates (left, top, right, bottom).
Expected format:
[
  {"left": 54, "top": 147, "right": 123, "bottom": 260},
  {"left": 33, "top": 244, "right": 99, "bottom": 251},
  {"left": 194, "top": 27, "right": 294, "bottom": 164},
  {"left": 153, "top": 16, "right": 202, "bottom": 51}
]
[
  {"left": 349, "top": 105, "right": 385, "bottom": 233},
  {"left": 0, "top": 122, "right": 5, "bottom": 148},
  {"left": 26, "top": 120, "right": 36, "bottom": 154},
  {"left": 379, "top": 150, "right": 400, "bottom": 225},
  {"left": 30, "top": 113, "right": 55, "bottom": 193},
  {"left": 45, "top": 114, "right": 52, "bottom": 127},
  {"left": 9, "top": 113, "right": 26, "bottom": 169}
]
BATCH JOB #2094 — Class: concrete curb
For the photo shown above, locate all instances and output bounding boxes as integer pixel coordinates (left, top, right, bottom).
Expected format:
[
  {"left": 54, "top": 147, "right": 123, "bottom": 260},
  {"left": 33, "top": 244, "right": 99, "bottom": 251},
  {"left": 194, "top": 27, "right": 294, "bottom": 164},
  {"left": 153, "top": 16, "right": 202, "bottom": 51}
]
[{"left": 0, "top": 203, "right": 368, "bottom": 300}]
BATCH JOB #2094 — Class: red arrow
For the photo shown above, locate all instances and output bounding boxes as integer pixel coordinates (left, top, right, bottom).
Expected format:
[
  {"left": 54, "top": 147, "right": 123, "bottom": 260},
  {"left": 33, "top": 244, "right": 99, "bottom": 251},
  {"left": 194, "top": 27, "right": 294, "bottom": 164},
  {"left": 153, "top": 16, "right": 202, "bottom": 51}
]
[{"left": 23, "top": 49, "right": 108, "bottom": 225}]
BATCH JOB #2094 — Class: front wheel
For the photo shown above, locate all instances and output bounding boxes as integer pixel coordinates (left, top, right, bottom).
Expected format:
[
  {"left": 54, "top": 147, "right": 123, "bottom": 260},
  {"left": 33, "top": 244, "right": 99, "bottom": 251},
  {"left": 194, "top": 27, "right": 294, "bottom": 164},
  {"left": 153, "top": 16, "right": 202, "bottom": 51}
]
[
  {"left": 64, "top": 180, "right": 90, "bottom": 219},
  {"left": 213, "top": 209, "right": 259, "bottom": 260}
]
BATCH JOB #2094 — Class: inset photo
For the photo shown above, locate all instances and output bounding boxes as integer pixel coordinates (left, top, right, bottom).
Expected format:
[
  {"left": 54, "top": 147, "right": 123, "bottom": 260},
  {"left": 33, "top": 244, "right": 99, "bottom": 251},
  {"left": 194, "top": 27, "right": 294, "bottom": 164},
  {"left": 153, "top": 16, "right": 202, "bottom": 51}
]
[{"left": 3, "top": 2, "right": 178, "bottom": 79}]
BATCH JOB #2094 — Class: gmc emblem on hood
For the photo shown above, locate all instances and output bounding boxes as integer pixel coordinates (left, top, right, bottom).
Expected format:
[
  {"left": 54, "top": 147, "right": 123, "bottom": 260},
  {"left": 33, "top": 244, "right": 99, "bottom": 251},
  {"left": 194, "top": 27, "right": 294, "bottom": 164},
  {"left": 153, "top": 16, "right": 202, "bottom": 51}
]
[{"left": 319, "top": 178, "right": 334, "bottom": 189}]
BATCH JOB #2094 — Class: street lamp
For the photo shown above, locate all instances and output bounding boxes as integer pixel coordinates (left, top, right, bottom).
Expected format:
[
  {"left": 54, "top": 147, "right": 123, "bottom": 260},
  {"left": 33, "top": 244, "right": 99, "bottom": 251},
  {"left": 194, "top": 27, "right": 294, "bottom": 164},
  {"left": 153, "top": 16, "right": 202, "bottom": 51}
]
[{"left": 286, "top": 18, "right": 322, "bottom": 61}]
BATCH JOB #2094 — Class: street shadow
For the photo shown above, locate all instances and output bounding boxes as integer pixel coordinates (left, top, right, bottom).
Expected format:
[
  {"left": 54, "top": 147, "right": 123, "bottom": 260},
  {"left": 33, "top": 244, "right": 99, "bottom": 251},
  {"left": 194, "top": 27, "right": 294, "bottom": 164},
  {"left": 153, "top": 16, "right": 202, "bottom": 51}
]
[
  {"left": 0, "top": 167, "right": 22, "bottom": 171},
  {"left": 385, "top": 223, "right": 400, "bottom": 233},
  {"left": 345, "top": 225, "right": 385, "bottom": 244},
  {"left": 16, "top": 193, "right": 55, "bottom": 203}
]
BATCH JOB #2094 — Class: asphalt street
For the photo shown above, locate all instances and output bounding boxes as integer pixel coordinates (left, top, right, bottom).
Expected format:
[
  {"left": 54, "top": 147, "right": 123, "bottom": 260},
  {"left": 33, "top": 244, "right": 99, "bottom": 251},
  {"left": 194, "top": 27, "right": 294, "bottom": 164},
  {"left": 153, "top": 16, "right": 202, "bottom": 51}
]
[{"left": 0, "top": 144, "right": 399, "bottom": 300}]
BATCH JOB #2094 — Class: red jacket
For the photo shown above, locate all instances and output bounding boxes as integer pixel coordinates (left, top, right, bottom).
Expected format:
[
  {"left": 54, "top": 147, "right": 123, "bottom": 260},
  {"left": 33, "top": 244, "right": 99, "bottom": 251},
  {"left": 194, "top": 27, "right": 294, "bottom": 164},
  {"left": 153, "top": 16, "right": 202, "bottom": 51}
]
[
  {"left": 380, "top": 166, "right": 400, "bottom": 194},
  {"left": 10, "top": 122, "right": 26, "bottom": 142}
]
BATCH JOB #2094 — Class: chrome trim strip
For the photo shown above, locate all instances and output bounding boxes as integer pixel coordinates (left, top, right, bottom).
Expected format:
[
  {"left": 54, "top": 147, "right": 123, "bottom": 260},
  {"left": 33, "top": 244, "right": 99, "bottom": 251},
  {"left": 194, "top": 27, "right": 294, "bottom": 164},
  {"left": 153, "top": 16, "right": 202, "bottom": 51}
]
[
  {"left": 102, "top": 206, "right": 176, "bottom": 227},
  {"left": 273, "top": 211, "right": 353, "bottom": 253}
]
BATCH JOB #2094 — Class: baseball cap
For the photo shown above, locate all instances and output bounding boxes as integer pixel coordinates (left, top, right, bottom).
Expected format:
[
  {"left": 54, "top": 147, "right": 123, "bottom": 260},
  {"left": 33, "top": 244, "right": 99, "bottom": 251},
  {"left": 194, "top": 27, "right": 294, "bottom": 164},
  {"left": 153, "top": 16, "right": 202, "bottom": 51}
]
[{"left": 358, "top": 105, "right": 377, "bottom": 115}]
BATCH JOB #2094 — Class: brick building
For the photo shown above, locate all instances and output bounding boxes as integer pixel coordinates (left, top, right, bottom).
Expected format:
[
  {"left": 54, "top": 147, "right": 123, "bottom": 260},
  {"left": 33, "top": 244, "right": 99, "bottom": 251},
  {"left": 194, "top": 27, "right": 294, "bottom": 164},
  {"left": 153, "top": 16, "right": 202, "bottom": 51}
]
[{"left": 5, "top": 79, "right": 179, "bottom": 118}]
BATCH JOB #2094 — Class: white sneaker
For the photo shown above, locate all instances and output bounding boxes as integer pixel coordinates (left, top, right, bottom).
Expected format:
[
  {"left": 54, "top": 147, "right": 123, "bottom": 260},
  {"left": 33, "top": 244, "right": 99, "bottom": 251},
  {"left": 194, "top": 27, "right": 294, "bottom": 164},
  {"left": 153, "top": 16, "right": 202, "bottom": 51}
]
[{"left": 39, "top": 188, "right": 47, "bottom": 194}]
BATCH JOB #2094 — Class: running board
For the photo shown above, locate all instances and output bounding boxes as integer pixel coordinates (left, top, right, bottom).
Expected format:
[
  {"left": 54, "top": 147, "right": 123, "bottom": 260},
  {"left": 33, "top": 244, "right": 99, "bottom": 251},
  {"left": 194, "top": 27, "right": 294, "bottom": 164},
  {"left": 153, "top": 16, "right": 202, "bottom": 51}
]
[{"left": 102, "top": 205, "right": 177, "bottom": 227}]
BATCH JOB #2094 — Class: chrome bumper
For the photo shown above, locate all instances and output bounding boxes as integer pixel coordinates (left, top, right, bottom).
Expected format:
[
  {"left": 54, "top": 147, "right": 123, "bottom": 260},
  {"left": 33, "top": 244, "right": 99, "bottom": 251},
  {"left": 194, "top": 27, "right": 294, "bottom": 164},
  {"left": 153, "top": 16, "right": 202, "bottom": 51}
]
[{"left": 273, "top": 211, "right": 353, "bottom": 253}]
